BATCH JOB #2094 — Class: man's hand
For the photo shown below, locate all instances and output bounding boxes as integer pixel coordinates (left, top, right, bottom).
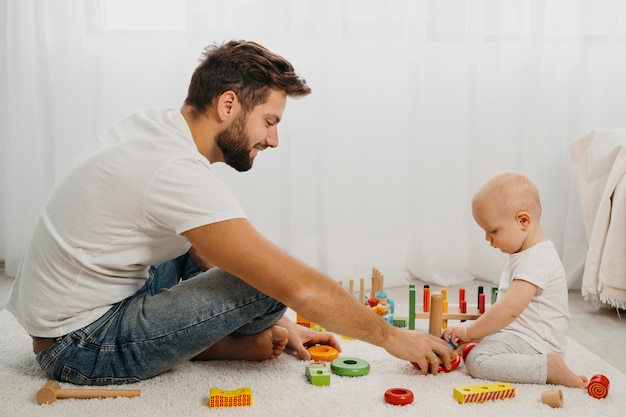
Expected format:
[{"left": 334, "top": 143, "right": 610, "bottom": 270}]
[
  {"left": 277, "top": 317, "right": 341, "bottom": 360},
  {"left": 383, "top": 328, "right": 455, "bottom": 375}
]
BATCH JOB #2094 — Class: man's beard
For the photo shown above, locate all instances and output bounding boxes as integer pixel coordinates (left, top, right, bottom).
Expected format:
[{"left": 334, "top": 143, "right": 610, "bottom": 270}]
[{"left": 215, "top": 112, "right": 254, "bottom": 172}]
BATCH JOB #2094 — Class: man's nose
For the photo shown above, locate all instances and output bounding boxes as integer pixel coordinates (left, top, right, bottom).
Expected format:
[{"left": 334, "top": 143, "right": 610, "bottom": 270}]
[{"left": 266, "top": 128, "right": 278, "bottom": 148}]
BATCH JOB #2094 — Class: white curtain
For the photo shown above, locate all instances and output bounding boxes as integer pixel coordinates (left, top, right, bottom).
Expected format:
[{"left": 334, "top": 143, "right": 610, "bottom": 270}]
[{"left": 2, "top": 0, "right": 626, "bottom": 290}]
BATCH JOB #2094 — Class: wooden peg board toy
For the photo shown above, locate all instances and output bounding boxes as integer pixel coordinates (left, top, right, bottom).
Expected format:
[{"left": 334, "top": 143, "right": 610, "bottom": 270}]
[
  {"left": 336, "top": 268, "right": 397, "bottom": 324},
  {"left": 336, "top": 267, "right": 386, "bottom": 305},
  {"left": 369, "top": 267, "right": 385, "bottom": 300},
  {"left": 411, "top": 286, "right": 486, "bottom": 328}
]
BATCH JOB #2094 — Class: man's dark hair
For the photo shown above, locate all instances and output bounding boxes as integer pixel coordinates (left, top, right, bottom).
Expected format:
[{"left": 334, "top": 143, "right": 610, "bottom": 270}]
[{"left": 185, "top": 40, "right": 311, "bottom": 114}]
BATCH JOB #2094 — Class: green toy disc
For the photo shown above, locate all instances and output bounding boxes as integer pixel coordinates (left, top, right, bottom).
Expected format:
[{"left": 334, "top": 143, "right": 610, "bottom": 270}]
[{"left": 330, "top": 357, "right": 370, "bottom": 377}]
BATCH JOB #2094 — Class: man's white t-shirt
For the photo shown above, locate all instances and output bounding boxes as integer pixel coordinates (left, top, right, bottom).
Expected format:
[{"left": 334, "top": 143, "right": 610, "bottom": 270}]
[
  {"left": 8, "top": 108, "right": 246, "bottom": 337},
  {"left": 498, "top": 240, "right": 571, "bottom": 354}
]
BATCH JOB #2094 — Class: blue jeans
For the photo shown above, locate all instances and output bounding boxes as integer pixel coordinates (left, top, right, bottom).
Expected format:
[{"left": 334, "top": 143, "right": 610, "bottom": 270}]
[{"left": 35, "top": 253, "right": 287, "bottom": 385}]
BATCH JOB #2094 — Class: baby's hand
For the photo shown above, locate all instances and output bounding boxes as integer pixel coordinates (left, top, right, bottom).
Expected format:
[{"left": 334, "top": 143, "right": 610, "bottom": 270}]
[{"left": 442, "top": 325, "right": 471, "bottom": 347}]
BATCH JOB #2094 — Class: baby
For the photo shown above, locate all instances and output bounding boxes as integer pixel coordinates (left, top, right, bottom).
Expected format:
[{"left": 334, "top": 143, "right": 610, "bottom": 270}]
[{"left": 442, "top": 171, "right": 587, "bottom": 388}]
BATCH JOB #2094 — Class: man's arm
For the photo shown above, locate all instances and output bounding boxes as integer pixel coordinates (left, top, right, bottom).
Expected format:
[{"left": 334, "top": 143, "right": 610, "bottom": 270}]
[
  {"left": 188, "top": 245, "right": 216, "bottom": 271},
  {"left": 182, "top": 218, "right": 454, "bottom": 372}
]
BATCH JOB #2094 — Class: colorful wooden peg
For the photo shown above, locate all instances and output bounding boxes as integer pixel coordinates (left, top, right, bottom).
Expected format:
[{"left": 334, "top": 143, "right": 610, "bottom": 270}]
[{"left": 541, "top": 389, "right": 563, "bottom": 408}]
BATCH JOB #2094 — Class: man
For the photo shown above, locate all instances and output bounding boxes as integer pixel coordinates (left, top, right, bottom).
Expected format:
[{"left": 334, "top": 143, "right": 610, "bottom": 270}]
[{"left": 8, "top": 40, "right": 453, "bottom": 385}]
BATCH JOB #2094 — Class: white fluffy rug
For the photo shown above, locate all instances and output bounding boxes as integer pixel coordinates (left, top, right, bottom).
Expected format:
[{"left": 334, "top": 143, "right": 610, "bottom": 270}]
[{"left": 0, "top": 308, "right": 624, "bottom": 417}]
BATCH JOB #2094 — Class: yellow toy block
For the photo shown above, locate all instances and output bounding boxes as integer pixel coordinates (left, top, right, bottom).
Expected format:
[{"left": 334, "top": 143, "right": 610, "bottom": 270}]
[
  {"left": 296, "top": 313, "right": 315, "bottom": 329},
  {"left": 208, "top": 387, "right": 252, "bottom": 408},
  {"left": 453, "top": 383, "right": 515, "bottom": 404}
]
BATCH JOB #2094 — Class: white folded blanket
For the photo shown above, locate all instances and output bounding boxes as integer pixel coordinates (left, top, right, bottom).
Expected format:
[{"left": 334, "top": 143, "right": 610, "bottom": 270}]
[{"left": 570, "top": 129, "right": 626, "bottom": 309}]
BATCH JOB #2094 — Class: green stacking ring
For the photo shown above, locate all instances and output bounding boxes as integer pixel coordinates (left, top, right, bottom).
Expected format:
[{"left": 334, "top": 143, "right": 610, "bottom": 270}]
[{"left": 330, "top": 357, "right": 370, "bottom": 377}]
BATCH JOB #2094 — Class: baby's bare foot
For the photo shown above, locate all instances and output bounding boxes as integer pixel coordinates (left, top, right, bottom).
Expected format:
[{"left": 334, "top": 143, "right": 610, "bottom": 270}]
[
  {"left": 193, "top": 325, "right": 289, "bottom": 361},
  {"left": 546, "top": 352, "right": 587, "bottom": 388},
  {"left": 579, "top": 375, "right": 589, "bottom": 389}
]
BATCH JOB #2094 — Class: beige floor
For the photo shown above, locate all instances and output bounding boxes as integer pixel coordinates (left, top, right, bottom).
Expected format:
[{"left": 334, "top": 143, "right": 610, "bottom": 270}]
[{"left": 1, "top": 272, "right": 625, "bottom": 374}]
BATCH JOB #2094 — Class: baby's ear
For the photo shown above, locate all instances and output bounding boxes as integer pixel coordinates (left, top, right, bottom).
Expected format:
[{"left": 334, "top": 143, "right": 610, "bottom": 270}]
[{"left": 516, "top": 211, "right": 531, "bottom": 229}]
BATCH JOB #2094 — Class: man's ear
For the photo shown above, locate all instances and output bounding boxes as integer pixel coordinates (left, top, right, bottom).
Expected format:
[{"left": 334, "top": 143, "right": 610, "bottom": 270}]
[
  {"left": 216, "top": 91, "right": 239, "bottom": 122},
  {"left": 516, "top": 211, "right": 531, "bottom": 230}
]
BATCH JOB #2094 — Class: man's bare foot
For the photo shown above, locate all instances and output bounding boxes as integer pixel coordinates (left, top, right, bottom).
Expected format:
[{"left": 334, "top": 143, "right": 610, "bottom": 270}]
[
  {"left": 546, "top": 352, "right": 588, "bottom": 388},
  {"left": 193, "top": 325, "right": 289, "bottom": 361}
]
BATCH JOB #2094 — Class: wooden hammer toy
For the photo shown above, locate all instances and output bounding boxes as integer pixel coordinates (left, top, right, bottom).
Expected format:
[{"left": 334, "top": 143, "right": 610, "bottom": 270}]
[{"left": 37, "top": 381, "right": 141, "bottom": 404}]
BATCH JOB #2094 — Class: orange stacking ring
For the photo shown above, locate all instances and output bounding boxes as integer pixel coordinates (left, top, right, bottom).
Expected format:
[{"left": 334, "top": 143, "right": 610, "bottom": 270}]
[
  {"left": 384, "top": 388, "right": 414, "bottom": 406},
  {"left": 308, "top": 345, "right": 339, "bottom": 361},
  {"left": 587, "top": 374, "right": 610, "bottom": 399}
]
